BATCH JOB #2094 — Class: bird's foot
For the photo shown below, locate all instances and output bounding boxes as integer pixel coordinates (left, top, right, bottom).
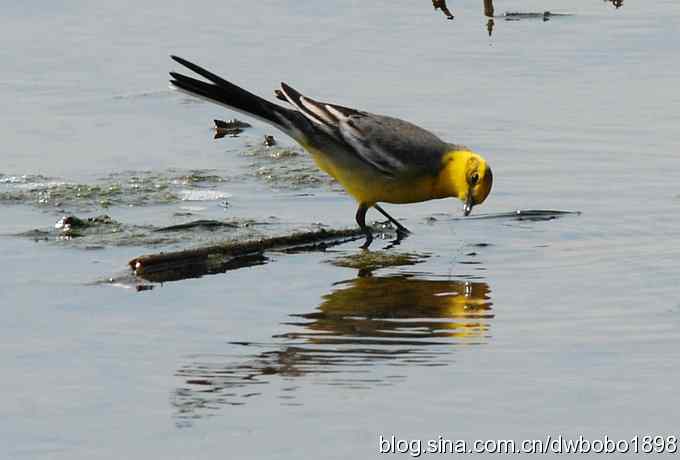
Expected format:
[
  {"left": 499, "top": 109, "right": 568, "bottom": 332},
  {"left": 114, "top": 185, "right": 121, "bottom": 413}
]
[{"left": 359, "top": 232, "right": 373, "bottom": 250}]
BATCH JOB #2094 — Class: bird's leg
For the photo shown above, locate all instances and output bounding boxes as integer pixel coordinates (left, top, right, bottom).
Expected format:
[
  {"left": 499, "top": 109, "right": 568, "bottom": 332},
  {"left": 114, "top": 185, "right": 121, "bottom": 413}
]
[
  {"left": 373, "top": 204, "right": 411, "bottom": 235},
  {"left": 356, "top": 203, "right": 373, "bottom": 249}
]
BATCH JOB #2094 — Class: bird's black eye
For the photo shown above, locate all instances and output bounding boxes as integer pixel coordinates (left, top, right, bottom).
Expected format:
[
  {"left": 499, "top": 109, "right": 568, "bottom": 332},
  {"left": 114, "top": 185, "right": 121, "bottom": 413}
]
[{"left": 470, "top": 172, "right": 479, "bottom": 185}]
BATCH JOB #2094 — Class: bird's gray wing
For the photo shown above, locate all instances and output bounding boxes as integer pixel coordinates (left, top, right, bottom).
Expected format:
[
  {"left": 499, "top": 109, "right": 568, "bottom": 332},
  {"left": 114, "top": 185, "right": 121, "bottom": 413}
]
[{"left": 279, "top": 83, "right": 449, "bottom": 177}]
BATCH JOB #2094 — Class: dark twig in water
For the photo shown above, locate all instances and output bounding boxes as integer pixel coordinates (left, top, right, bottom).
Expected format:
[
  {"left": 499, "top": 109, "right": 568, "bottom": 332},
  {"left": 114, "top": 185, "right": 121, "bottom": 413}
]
[
  {"left": 504, "top": 11, "right": 563, "bottom": 21},
  {"left": 432, "top": 0, "right": 454, "bottom": 20},
  {"left": 454, "top": 209, "right": 581, "bottom": 222}
]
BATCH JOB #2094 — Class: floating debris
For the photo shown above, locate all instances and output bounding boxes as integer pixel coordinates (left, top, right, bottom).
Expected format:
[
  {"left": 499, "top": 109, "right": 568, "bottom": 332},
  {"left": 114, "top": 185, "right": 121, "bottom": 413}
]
[
  {"left": 55, "top": 214, "right": 115, "bottom": 230},
  {"left": 135, "top": 284, "right": 155, "bottom": 292},
  {"left": 54, "top": 214, "right": 121, "bottom": 239},
  {"left": 263, "top": 135, "right": 276, "bottom": 147},
  {"left": 503, "top": 11, "right": 573, "bottom": 21},
  {"left": 213, "top": 119, "right": 252, "bottom": 139},
  {"left": 432, "top": 0, "right": 454, "bottom": 20}
]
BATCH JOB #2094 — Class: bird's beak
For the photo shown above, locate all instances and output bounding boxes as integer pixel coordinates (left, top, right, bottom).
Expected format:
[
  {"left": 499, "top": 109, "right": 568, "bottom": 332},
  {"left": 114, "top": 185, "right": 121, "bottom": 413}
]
[{"left": 463, "top": 192, "right": 474, "bottom": 216}]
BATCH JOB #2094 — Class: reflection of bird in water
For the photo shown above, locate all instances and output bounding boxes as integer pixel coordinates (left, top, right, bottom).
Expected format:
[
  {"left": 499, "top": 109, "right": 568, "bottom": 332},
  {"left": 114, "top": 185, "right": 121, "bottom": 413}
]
[
  {"left": 173, "top": 274, "right": 493, "bottom": 423},
  {"left": 286, "top": 275, "right": 493, "bottom": 344}
]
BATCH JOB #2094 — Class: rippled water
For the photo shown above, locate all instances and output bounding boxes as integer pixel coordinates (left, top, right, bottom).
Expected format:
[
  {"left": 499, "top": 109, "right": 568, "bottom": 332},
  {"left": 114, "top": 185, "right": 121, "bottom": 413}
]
[
  {"left": 174, "top": 274, "right": 493, "bottom": 420},
  {"left": 2, "top": 1, "right": 680, "bottom": 458}
]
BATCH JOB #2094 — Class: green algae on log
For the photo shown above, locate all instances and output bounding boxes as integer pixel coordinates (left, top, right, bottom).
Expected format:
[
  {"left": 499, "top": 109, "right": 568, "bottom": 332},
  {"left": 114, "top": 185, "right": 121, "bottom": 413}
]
[
  {"left": 130, "top": 228, "right": 367, "bottom": 283},
  {"left": 327, "top": 251, "right": 430, "bottom": 272}
]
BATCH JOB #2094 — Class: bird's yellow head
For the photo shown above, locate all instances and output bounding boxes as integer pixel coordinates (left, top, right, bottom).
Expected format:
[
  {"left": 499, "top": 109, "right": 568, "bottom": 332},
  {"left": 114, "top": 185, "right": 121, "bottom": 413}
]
[{"left": 438, "top": 149, "right": 493, "bottom": 216}]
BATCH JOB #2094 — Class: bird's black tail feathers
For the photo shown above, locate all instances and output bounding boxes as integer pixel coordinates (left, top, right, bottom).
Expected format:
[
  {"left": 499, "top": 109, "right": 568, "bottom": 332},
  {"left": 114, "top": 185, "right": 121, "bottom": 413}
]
[{"left": 169, "top": 55, "right": 301, "bottom": 134}]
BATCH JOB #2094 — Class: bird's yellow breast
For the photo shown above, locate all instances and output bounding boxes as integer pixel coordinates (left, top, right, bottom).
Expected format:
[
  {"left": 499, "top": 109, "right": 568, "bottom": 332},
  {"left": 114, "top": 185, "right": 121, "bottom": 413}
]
[{"left": 304, "top": 145, "right": 448, "bottom": 205}]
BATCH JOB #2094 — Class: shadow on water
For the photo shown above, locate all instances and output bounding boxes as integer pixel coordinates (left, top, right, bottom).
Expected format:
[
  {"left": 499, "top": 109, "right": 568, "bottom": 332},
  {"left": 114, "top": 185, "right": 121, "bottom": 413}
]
[{"left": 172, "top": 271, "right": 493, "bottom": 424}]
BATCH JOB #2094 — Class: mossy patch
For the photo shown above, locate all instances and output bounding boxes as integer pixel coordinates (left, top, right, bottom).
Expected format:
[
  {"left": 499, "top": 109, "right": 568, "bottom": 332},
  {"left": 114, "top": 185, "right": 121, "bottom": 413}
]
[{"left": 327, "top": 251, "right": 430, "bottom": 272}]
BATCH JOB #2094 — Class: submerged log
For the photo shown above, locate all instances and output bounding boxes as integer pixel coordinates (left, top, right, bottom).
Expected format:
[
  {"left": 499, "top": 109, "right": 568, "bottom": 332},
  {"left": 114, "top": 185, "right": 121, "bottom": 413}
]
[{"left": 129, "top": 227, "right": 367, "bottom": 283}]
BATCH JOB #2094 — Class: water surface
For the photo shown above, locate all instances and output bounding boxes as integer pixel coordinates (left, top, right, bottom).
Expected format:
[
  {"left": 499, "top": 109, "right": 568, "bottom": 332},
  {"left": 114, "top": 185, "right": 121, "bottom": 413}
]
[{"left": 2, "top": 1, "right": 680, "bottom": 458}]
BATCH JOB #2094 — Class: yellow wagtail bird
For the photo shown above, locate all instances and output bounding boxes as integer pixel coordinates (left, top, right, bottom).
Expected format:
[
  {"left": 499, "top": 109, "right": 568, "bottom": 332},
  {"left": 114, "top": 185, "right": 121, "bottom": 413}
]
[{"left": 169, "top": 56, "right": 493, "bottom": 248}]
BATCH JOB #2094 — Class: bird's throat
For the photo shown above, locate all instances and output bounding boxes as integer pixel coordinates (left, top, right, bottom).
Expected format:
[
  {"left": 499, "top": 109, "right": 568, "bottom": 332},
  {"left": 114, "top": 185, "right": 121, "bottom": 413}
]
[{"left": 434, "top": 150, "right": 473, "bottom": 200}]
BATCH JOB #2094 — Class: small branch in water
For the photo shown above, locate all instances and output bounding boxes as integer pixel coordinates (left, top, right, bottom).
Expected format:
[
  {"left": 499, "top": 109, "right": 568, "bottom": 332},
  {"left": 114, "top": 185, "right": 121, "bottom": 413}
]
[
  {"left": 503, "top": 11, "right": 573, "bottom": 21},
  {"left": 453, "top": 209, "right": 581, "bottom": 221}
]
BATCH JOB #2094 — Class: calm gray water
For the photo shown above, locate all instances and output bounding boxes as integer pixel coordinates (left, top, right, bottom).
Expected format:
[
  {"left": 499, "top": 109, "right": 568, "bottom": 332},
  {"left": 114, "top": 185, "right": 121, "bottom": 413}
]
[{"left": 2, "top": 1, "right": 680, "bottom": 458}]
